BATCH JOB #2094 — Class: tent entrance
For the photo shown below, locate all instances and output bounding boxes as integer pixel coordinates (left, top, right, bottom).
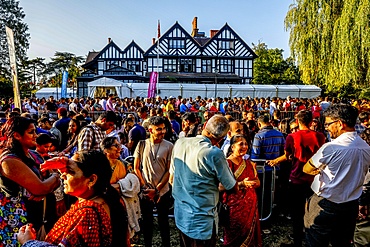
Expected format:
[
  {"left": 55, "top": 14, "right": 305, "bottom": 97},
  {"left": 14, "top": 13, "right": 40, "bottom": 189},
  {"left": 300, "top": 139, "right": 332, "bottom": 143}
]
[{"left": 94, "top": 87, "right": 117, "bottom": 97}]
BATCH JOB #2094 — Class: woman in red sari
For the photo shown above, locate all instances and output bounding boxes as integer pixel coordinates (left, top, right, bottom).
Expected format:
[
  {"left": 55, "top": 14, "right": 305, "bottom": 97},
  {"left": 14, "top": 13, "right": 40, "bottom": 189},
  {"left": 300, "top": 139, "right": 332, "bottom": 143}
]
[
  {"left": 17, "top": 151, "right": 128, "bottom": 247},
  {"left": 222, "top": 134, "right": 262, "bottom": 247}
]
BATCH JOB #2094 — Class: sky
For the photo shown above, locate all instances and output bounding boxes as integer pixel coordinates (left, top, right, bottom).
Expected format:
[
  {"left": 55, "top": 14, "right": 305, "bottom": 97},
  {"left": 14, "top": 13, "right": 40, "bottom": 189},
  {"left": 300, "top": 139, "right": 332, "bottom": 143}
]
[{"left": 20, "top": 0, "right": 295, "bottom": 62}]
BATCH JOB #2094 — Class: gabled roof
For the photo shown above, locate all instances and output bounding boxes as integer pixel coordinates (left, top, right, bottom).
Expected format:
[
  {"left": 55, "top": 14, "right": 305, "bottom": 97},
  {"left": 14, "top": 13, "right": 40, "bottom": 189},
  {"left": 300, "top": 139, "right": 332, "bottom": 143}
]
[
  {"left": 104, "top": 65, "right": 136, "bottom": 74},
  {"left": 144, "top": 22, "right": 202, "bottom": 56},
  {"left": 122, "top": 40, "right": 145, "bottom": 55},
  {"left": 202, "top": 23, "right": 258, "bottom": 58},
  {"left": 85, "top": 52, "right": 99, "bottom": 64},
  {"left": 83, "top": 40, "right": 123, "bottom": 68},
  {"left": 88, "top": 77, "right": 125, "bottom": 87}
]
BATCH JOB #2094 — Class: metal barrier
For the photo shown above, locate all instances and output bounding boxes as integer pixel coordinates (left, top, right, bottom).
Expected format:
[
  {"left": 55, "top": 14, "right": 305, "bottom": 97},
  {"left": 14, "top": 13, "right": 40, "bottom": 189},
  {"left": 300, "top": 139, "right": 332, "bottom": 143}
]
[
  {"left": 10, "top": 109, "right": 298, "bottom": 123},
  {"left": 252, "top": 159, "right": 278, "bottom": 221}
]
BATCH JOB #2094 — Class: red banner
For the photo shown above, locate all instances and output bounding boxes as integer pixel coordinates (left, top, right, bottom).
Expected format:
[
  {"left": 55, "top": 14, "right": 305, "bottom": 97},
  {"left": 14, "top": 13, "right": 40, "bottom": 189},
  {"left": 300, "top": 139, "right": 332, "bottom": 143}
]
[{"left": 148, "top": 72, "right": 158, "bottom": 98}]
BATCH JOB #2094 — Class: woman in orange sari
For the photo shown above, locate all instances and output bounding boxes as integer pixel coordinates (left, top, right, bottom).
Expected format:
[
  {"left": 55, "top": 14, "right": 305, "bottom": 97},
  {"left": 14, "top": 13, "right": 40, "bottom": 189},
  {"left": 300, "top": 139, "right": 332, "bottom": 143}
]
[{"left": 222, "top": 134, "right": 262, "bottom": 247}]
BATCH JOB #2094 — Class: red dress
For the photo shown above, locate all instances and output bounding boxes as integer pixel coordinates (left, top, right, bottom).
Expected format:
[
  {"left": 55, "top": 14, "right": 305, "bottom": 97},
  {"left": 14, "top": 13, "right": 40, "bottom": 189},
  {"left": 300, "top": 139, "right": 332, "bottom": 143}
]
[
  {"left": 223, "top": 159, "right": 262, "bottom": 247},
  {"left": 45, "top": 200, "right": 112, "bottom": 247}
]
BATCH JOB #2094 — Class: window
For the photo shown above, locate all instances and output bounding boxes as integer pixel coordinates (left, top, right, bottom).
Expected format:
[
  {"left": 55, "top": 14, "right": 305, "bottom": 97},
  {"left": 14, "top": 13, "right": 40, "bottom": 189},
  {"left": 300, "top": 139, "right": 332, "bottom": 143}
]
[
  {"left": 202, "top": 60, "right": 212, "bottom": 73},
  {"left": 98, "top": 61, "right": 104, "bottom": 75},
  {"left": 169, "top": 39, "right": 185, "bottom": 49},
  {"left": 163, "top": 59, "right": 177, "bottom": 72},
  {"left": 107, "top": 61, "right": 118, "bottom": 69},
  {"left": 219, "top": 59, "right": 233, "bottom": 73},
  {"left": 179, "top": 59, "right": 194, "bottom": 72},
  {"left": 127, "top": 61, "right": 140, "bottom": 72},
  {"left": 219, "top": 40, "right": 234, "bottom": 50}
]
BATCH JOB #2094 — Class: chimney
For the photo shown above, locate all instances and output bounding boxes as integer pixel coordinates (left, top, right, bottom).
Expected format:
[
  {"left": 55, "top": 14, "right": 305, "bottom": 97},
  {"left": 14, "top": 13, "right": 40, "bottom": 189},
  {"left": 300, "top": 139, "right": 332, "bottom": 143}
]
[
  {"left": 210, "top": 30, "right": 218, "bottom": 38},
  {"left": 108, "top": 37, "right": 111, "bottom": 43},
  {"left": 191, "top": 17, "right": 199, "bottom": 37},
  {"left": 152, "top": 38, "right": 156, "bottom": 45}
]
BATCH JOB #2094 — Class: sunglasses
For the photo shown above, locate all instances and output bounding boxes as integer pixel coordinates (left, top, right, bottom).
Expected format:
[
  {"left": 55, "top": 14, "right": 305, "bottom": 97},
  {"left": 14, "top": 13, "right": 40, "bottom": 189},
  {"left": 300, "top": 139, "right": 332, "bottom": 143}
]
[{"left": 324, "top": 120, "right": 339, "bottom": 128}]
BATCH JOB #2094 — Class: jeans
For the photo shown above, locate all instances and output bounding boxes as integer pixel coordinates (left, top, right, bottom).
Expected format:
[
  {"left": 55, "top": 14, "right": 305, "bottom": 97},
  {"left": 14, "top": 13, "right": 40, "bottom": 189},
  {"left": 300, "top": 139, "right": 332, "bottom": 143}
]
[
  {"left": 304, "top": 193, "right": 358, "bottom": 247},
  {"left": 140, "top": 191, "right": 171, "bottom": 247}
]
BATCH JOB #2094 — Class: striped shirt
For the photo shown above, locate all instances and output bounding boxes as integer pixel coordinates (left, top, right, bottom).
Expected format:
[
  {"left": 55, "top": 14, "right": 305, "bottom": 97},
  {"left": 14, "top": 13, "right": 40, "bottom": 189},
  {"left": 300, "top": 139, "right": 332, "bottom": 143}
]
[{"left": 251, "top": 126, "right": 285, "bottom": 160}]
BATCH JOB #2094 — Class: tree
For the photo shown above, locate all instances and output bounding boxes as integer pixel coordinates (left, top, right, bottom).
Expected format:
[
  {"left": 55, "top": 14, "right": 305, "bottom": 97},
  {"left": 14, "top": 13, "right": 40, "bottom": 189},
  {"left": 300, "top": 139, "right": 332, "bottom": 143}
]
[
  {"left": 252, "top": 42, "right": 302, "bottom": 84},
  {"left": 0, "top": 0, "right": 30, "bottom": 78},
  {"left": 285, "top": 0, "right": 370, "bottom": 96},
  {"left": 23, "top": 57, "right": 46, "bottom": 84},
  {"left": 44, "top": 52, "right": 83, "bottom": 87}
]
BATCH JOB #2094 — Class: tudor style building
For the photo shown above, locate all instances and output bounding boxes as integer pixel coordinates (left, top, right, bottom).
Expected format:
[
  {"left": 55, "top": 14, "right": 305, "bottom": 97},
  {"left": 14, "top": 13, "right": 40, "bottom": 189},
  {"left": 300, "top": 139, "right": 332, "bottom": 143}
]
[{"left": 77, "top": 18, "right": 257, "bottom": 97}]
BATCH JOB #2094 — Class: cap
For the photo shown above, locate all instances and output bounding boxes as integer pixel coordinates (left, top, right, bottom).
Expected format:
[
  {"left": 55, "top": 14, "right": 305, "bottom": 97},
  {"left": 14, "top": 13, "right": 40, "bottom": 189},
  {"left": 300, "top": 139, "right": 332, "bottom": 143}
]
[
  {"left": 57, "top": 107, "right": 67, "bottom": 114},
  {"left": 169, "top": 96, "right": 175, "bottom": 99}
]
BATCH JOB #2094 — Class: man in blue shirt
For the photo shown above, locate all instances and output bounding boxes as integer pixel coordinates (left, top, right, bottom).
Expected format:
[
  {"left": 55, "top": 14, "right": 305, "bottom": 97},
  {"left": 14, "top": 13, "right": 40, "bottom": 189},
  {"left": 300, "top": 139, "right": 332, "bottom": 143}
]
[
  {"left": 124, "top": 117, "right": 146, "bottom": 155},
  {"left": 179, "top": 99, "right": 189, "bottom": 114},
  {"left": 170, "top": 115, "right": 237, "bottom": 247},
  {"left": 251, "top": 115, "right": 285, "bottom": 161},
  {"left": 219, "top": 98, "right": 228, "bottom": 115}
]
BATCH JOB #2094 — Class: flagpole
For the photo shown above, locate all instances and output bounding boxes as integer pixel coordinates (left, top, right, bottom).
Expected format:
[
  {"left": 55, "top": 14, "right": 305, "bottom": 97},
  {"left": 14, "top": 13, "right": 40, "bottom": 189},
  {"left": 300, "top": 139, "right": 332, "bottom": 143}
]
[{"left": 156, "top": 20, "right": 160, "bottom": 96}]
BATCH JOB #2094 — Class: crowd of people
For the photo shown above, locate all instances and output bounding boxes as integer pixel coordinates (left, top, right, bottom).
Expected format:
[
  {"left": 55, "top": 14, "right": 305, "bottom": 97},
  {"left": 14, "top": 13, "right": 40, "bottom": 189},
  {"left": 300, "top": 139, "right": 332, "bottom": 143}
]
[{"left": 0, "top": 93, "right": 370, "bottom": 247}]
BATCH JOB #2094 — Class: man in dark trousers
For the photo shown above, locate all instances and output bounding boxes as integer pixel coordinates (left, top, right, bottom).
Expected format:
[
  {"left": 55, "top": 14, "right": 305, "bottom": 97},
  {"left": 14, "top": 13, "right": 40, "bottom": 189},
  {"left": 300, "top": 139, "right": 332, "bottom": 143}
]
[
  {"left": 268, "top": 110, "right": 326, "bottom": 247},
  {"left": 303, "top": 104, "right": 370, "bottom": 247}
]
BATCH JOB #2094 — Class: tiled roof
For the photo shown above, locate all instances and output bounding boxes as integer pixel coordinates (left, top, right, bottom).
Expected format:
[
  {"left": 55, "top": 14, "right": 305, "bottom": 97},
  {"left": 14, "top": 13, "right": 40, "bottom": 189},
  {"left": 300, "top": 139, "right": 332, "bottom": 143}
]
[
  {"left": 194, "top": 37, "right": 211, "bottom": 46},
  {"left": 85, "top": 51, "right": 99, "bottom": 64}
]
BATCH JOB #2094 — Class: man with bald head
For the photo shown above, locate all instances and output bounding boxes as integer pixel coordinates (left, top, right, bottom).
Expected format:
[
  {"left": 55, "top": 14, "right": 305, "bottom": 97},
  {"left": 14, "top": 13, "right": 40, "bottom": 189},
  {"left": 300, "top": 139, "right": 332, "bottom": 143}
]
[
  {"left": 221, "top": 121, "right": 244, "bottom": 156},
  {"left": 170, "top": 115, "right": 237, "bottom": 247}
]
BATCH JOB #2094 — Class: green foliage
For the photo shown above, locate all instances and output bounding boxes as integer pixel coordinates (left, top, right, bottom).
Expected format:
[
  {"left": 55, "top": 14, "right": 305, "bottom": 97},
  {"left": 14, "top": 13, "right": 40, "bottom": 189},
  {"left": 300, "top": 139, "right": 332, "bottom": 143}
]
[
  {"left": 252, "top": 42, "right": 302, "bottom": 85},
  {"left": 359, "top": 88, "right": 370, "bottom": 100},
  {"left": 44, "top": 52, "right": 83, "bottom": 86},
  {"left": 0, "top": 0, "right": 30, "bottom": 79},
  {"left": 0, "top": 76, "right": 16, "bottom": 98},
  {"left": 22, "top": 57, "right": 46, "bottom": 83},
  {"left": 285, "top": 0, "right": 370, "bottom": 96}
]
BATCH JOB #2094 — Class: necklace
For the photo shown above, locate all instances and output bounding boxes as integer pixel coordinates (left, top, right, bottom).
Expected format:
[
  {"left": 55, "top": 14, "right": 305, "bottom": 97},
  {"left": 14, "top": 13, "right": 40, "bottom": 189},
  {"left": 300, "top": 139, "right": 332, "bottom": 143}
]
[{"left": 151, "top": 142, "right": 161, "bottom": 162}]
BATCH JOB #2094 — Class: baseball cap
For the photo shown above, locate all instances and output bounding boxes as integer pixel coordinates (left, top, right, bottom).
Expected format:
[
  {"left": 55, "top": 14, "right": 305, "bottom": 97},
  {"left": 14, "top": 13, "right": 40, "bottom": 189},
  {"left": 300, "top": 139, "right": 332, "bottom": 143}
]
[{"left": 57, "top": 107, "right": 67, "bottom": 114}]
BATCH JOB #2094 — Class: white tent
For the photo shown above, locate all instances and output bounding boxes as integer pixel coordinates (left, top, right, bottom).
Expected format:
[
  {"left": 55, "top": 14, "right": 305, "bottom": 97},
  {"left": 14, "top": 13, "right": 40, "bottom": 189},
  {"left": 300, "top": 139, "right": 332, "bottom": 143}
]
[
  {"left": 35, "top": 87, "right": 77, "bottom": 100},
  {"left": 120, "top": 83, "right": 321, "bottom": 99},
  {"left": 88, "top": 77, "right": 124, "bottom": 98}
]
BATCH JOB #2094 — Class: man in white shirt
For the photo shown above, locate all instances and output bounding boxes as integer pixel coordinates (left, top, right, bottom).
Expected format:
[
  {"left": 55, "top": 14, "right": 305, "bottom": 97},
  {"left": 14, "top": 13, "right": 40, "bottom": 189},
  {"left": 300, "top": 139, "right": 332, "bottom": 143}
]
[
  {"left": 303, "top": 104, "right": 370, "bottom": 247},
  {"left": 25, "top": 98, "right": 38, "bottom": 115}
]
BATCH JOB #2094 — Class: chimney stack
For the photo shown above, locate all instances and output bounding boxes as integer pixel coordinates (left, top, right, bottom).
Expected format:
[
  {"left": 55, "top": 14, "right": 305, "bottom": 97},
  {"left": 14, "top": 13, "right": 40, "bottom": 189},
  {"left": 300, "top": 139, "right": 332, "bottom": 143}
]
[
  {"left": 108, "top": 37, "right": 111, "bottom": 43},
  {"left": 191, "top": 17, "right": 199, "bottom": 37},
  {"left": 152, "top": 38, "right": 156, "bottom": 45},
  {"left": 210, "top": 30, "right": 218, "bottom": 38}
]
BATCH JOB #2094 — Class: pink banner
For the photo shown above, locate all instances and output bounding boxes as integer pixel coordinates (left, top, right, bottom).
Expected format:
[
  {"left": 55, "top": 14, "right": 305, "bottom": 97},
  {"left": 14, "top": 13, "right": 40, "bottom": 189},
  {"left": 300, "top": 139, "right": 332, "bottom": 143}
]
[{"left": 148, "top": 72, "right": 158, "bottom": 98}]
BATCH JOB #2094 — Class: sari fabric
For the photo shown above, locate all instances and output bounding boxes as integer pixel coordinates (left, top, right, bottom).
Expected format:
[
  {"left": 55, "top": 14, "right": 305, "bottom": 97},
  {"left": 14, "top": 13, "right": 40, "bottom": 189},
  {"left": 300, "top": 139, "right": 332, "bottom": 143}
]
[
  {"left": 222, "top": 159, "right": 262, "bottom": 247},
  {"left": 45, "top": 200, "right": 112, "bottom": 247}
]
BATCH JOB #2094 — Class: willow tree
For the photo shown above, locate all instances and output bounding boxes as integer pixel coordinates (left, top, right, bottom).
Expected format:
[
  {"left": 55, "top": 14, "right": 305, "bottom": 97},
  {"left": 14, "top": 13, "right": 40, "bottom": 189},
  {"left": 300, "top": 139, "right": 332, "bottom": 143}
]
[{"left": 285, "top": 0, "right": 370, "bottom": 95}]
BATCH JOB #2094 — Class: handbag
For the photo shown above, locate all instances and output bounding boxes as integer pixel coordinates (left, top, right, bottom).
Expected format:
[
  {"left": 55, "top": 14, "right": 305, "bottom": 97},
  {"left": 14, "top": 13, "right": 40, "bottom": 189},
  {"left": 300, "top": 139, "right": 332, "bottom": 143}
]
[{"left": 218, "top": 195, "right": 230, "bottom": 226}]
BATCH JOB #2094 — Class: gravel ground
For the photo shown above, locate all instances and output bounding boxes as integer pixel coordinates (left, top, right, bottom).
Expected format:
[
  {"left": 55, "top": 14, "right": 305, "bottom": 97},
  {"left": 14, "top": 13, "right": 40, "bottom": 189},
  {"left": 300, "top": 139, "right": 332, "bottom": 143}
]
[{"left": 131, "top": 213, "right": 302, "bottom": 247}]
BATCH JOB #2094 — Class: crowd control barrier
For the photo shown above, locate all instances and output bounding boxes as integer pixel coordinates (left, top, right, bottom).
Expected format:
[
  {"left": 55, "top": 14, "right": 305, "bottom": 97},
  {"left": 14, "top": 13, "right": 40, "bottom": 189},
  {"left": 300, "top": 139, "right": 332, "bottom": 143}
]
[{"left": 252, "top": 159, "right": 278, "bottom": 221}]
